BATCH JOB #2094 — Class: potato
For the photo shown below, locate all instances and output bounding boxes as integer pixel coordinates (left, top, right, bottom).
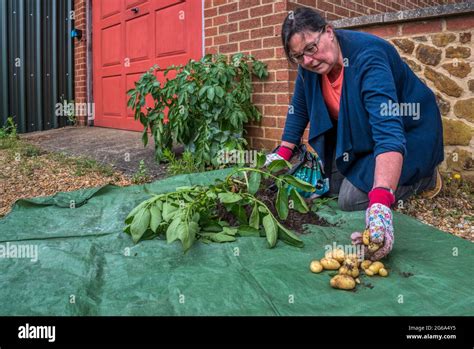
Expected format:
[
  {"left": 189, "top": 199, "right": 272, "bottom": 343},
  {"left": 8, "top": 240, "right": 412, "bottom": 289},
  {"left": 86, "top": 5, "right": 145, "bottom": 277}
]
[
  {"left": 330, "top": 275, "right": 356, "bottom": 290},
  {"left": 378, "top": 268, "right": 388, "bottom": 277},
  {"left": 343, "top": 257, "right": 358, "bottom": 269},
  {"left": 368, "top": 261, "right": 384, "bottom": 274},
  {"left": 350, "top": 268, "right": 360, "bottom": 278},
  {"left": 365, "top": 268, "right": 375, "bottom": 276},
  {"left": 338, "top": 266, "right": 349, "bottom": 275},
  {"left": 368, "top": 242, "right": 381, "bottom": 253},
  {"left": 320, "top": 258, "right": 341, "bottom": 270},
  {"left": 325, "top": 248, "right": 345, "bottom": 263},
  {"left": 309, "top": 260, "right": 323, "bottom": 273},
  {"left": 362, "top": 229, "right": 370, "bottom": 245},
  {"left": 361, "top": 260, "right": 372, "bottom": 270}
]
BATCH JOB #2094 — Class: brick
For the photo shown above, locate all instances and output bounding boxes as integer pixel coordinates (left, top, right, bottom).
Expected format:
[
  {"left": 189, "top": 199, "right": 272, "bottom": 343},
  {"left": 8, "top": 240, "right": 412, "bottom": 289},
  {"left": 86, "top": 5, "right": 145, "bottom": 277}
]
[
  {"left": 239, "top": 0, "right": 261, "bottom": 10},
  {"left": 277, "top": 94, "right": 291, "bottom": 104},
  {"left": 251, "top": 26, "right": 274, "bottom": 39},
  {"left": 252, "top": 138, "right": 278, "bottom": 151},
  {"left": 204, "top": 0, "right": 213, "bottom": 9},
  {"left": 252, "top": 82, "right": 263, "bottom": 93},
  {"left": 250, "top": 4, "right": 273, "bottom": 17},
  {"left": 264, "top": 82, "right": 288, "bottom": 93},
  {"left": 359, "top": 24, "right": 399, "bottom": 38},
  {"left": 266, "top": 59, "right": 290, "bottom": 70},
  {"left": 334, "top": 4, "right": 350, "bottom": 18},
  {"left": 228, "top": 9, "right": 249, "bottom": 22},
  {"left": 239, "top": 18, "right": 261, "bottom": 30},
  {"left": 263, "top": 36, "right": 282, "bottom": 47},
  {"left": 277, "top": 117, "right": 287, "bottom": 128},
  {"left": 214, "top": 35, "right": 228, "bottom": 45},
  {"left": 205, "top": 37, "right": 213, "bottom": 46},
  {"left": 240, "top": 39, "right": 262, "bottom": 50},
  {"left": 205, "top": 27, "right": 218, "bottom": 37},
  {"left": 265, "top": 128, "right": 283, "bottom": 140},
  {"left": 204, "top": 8, "right": 217, "bottom": 17},
  {"left": 218, "top": 2, "right": 238, "bottom": 15},
  {"left": 276, "top": 70, "right": 289, "bottom": 81},
  {"left": 253, "top": 94, "right": 276, "bottom": 104},
  {"left": 205, "top": 18, "right": 213, "bottom": 28},
  {"left": 229, "top": 31, "right": 249, "bottom": 43},
  {"left": 262, "top": 13, "right": 286, "bottom": 26},
  {"left": 213, "top": 0, "right": 226, "bottom": 6},
  {"left": 213, "top": 15, "right": 227, "bottom": 26},
  {"left": 446, "top": 15, "right": 474, "bottom": 31},
  {"left": 317, "top": 0, "right": 335, "bottom": 13},
  {"left": 246, "top": 126, "right": 264, "bottom": 137},
  {"left": 265, "top": 105, "right": 289, "bottom": 116},
  {"left": 260, "top": 116, "right": 277, "bottom": 127},
  {"left": 250, "top": 48, "right": 274, "bottom": 60},
  {"left": 219, "top": 23, "right": 238, "bottom": 34},
  {"left": 220, "top": 43, "right": 238, "bottom": 53},
  {"left": 402, "top": 19, "right": 442, "bottom": 35},
  {"left": 274, "top": 1, "right": 286, "bottom": 12}
]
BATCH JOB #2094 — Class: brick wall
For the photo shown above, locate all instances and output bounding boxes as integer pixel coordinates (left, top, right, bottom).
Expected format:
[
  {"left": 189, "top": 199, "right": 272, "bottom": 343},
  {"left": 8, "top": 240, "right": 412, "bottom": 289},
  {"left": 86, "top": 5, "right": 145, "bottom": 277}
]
[
  {"left": 356, "top": 13, "right": 474, "bottom": 179},
  {"left": 73, "top": 0, "right": 87, "bottom": 126},
  {"left": 204, "top": 0, "right": 469, "bottom": 152}
]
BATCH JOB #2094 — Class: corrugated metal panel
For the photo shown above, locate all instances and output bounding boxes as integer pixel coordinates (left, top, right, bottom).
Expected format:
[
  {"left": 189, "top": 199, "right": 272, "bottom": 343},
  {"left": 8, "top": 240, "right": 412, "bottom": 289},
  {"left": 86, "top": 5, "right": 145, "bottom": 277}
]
[{"left": 0, "top": 0, "right": 74, "bottom": 133}]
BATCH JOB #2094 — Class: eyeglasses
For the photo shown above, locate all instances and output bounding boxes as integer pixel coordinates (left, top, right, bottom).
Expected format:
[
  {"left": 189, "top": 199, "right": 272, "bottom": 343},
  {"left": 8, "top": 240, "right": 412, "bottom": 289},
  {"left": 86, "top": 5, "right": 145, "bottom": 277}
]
[{"left": 289, "top": 29, "right": 325, "bottom": 64}]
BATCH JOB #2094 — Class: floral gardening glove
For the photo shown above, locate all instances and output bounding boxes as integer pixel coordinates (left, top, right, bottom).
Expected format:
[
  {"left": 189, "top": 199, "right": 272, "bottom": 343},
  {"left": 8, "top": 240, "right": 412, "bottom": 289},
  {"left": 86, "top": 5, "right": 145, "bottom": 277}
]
[{"left": 351, "top": 203, "right": 394, "bottom": 261}]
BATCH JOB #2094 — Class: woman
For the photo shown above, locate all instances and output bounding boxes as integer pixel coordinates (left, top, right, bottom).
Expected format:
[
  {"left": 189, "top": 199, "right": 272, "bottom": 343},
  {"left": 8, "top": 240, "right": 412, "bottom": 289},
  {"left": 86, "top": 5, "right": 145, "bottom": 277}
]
[{"left": 267, "top": 7, "right": 444, "bottom": 260}]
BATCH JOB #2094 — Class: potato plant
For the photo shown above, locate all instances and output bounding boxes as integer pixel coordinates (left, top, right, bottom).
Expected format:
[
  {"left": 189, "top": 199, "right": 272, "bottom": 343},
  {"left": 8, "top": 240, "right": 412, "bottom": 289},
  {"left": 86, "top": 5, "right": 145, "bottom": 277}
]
[{"left": 124, "top": 154, "right": 316, "bottom": 251}]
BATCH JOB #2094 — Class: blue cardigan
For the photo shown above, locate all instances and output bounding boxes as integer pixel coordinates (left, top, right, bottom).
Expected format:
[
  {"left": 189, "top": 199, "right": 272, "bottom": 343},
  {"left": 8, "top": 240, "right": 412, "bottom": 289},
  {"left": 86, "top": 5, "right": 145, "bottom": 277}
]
[{"left": 282, "top": 29, "right": 444, "bottom": 193}]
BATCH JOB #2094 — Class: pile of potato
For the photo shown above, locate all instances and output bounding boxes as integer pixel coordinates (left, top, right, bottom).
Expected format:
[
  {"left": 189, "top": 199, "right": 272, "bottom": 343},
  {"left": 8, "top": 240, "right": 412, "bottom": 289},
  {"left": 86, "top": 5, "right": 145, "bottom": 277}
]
[{"left": 309, "top": 244, "right": 388, "bottom": 291}]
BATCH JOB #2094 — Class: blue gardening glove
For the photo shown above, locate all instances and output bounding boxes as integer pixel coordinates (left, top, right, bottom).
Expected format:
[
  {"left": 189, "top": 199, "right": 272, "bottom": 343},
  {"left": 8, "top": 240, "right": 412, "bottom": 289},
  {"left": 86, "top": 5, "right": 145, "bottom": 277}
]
[{"left": 351, "top": 203, "right": 394, "bottom": 261}]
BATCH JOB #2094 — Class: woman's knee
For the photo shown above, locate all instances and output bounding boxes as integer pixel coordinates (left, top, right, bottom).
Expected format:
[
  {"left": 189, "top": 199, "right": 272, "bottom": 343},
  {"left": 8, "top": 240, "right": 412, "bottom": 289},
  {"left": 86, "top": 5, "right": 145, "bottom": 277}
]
[{"left": 337, "top": 179, "right": 368, "bottom": 212}]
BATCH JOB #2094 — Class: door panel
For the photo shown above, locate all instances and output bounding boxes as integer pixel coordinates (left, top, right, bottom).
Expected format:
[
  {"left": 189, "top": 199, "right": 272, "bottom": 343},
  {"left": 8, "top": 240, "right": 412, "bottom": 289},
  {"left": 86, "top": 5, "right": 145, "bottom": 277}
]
[{"left": 93, "top": 0, "right": 202, "bottom": 131}]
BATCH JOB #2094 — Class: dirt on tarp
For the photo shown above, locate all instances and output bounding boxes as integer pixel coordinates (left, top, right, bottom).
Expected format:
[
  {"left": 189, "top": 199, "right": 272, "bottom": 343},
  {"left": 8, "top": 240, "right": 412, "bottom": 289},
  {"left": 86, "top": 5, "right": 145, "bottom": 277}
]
[{"left": 216, "top": 179, "right": 330, "bottom": 234}]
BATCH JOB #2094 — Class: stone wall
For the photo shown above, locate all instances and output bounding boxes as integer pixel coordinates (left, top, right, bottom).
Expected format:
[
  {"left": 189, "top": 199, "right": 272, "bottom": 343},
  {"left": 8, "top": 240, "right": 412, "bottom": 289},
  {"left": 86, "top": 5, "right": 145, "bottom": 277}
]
[{"left": 356, "top": 13, "right": 474, "bottom": 180}]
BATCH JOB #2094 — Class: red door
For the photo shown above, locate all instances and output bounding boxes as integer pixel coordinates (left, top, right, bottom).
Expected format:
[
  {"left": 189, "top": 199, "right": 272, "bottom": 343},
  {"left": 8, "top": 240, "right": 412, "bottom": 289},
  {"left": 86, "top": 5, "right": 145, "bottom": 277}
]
[{"left": 92, "top": 0, "right": 202, "bottom": 131}]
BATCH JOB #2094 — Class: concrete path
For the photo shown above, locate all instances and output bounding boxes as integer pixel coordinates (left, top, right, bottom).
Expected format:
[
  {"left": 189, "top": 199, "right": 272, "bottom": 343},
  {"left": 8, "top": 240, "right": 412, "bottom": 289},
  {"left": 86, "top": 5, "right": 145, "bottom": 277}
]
[{"left": 21, "top": 126, "right": 171, "bottom": 180}]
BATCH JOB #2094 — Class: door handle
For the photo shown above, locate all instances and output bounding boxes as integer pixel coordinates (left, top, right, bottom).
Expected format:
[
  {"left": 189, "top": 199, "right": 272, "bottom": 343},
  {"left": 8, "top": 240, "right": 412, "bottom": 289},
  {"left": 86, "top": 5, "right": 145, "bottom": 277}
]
[{"left": 131, "top": 7, "right": 139, "bottom": 14}]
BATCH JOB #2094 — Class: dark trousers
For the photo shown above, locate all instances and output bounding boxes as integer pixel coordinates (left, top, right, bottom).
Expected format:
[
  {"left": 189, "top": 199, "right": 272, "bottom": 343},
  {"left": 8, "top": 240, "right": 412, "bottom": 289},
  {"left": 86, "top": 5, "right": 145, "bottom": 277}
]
[{"left": 328, "top": 152, "right": 436, "bottom": 212}]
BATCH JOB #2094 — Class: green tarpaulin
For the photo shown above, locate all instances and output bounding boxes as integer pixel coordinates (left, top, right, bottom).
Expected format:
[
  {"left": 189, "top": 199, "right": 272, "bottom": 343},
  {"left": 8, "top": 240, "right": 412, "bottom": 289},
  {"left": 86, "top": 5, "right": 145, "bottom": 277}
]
[{"left": 1, "top": 169, "right": 472, "bottom": 315}]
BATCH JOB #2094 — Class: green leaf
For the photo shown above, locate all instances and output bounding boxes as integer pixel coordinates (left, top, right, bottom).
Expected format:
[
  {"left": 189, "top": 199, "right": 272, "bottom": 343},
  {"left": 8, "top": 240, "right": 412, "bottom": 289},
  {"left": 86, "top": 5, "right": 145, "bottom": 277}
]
[
  {"left": 268, "top": 159, "right": 291, "bottom": 173},
  {"left": 237, "top": 225, "right": 261, "bottom": 237},
  {"left": 130, "top": 208, "right": 151, "bottom": 243},
  {"left": 248, "top": 171, "right": 261, "bottom": 195},
  {"left": 215, "top": 86, "right": 225, "bottom": 98},
  {"left": 149, "top": 204, "right": 163, "bottom": 232},
  {"left": 289, "top": 188, "right": 309, "bottom": 213},
  {"left": 162, "top": 202, "right": 179, "bottom": 221},
  {"left": 125, "top": 200, "right": 149, "bottom": 224},
  {"left": 282, "top": 174, "right": 315, "bottom": 192},
  {"left": 276, "top": 223, "right": 304, "bottom": 248},
  {"left": 256, "top": 153, "right": 266, "bottom": 169},
  {"left": 249, "top": 203, "right": 260, "bottom": 229},
  {"left": 181, "top": 221, "right": 199, "bottom": 251},
  {"left": 262, "top": 214, "right": 278, "bottom": 248},
  {"left": 276, "top": 187, "right": 289, "bottom": 220},
  {"left": 218, "top": 192, "right": 242, "bottom": 204},
  {"left": 231, "top": 204, "right": 248, "bottom": 224},
  {"left": 211, "top": 232, "right": 236, "bottom": 242},
  {"left": 166, "top": 217, "right": 183, "bottom": 244},
  {"left": 198, "top": 86, "right": 209, "bottom": 97},
  {"left": 207, "top": 87, "right": 215, "bottom": 101}
]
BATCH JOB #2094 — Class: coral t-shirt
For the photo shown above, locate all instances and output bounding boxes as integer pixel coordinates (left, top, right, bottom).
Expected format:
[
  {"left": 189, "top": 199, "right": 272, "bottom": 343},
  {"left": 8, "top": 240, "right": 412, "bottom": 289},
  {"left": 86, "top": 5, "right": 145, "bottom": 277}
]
[{"left": 321, "top": 65, "right": 344, "bottom": 120}]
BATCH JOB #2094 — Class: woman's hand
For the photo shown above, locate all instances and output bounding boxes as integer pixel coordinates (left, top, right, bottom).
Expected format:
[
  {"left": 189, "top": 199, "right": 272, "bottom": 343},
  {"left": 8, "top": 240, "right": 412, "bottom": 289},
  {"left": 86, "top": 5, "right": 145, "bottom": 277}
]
[{"left": 351, "top": 203, "right": 394, "bottom": 261}]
